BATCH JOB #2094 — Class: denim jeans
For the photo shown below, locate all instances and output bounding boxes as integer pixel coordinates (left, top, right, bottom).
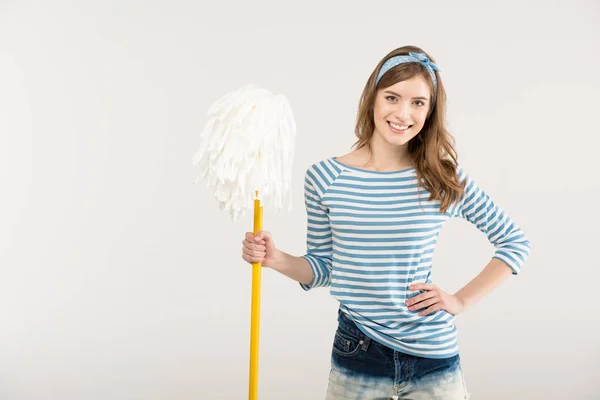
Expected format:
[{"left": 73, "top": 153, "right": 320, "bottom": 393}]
[{"left": 326, "top": 309, "right": 470, "bottom": 400}]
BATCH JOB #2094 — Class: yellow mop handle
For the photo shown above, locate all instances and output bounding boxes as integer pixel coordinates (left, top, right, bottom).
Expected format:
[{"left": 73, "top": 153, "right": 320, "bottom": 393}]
[{"left": 249, "top": 192, "right": 263, "bottom": 400}]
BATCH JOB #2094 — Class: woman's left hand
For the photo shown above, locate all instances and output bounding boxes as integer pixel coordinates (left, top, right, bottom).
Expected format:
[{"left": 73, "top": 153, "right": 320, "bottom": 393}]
[{"left": 406, "top": 283, "right": 465, "bottom": 316}]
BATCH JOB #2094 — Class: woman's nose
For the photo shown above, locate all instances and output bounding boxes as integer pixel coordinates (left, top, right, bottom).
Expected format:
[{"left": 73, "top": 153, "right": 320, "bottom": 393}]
[{"left": 395, "top": 103, "right": 411, "bottom": 121}]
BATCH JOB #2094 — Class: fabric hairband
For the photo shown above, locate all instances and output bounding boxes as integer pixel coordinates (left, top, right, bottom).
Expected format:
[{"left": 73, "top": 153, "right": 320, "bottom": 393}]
[{"left": 375, "top": 52, "right": 440, "bottom": 92}]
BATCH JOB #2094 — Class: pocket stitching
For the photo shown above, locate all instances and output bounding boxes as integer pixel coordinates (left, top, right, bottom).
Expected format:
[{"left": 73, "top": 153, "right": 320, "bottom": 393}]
[{"left": 332, "top": 330, "right": 363, "bottom": 357}]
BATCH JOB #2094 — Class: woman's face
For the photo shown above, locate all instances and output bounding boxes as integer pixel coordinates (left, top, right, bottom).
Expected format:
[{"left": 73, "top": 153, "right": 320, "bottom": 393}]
[{"left": 372, "top": 75, "right": 432, "bottom": 147}]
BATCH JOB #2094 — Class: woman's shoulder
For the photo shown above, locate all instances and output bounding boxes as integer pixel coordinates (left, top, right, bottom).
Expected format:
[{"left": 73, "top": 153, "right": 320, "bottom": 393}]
[
  {"left": 303, "top": 153, "right": 354, "bottom": 189},
  {"left": 333, "top": 150, "right": 362, "bottom": 166},
  {"left": 304, "top": 151, "right": 367, "bottom": 181},
  {"left": 333, "top": 148, "right": 368, "bottom": 167},
  {"left": 306, "top": 157, "right": 340, "bottom": 177},
  {"left": 305, "top": 150, "right": 359, "bottom": 172}
]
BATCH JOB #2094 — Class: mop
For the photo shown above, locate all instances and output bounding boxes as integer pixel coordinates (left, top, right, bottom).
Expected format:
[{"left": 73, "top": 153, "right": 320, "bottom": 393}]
[{"left": 192, "top": 84, "right": 296, "bottom": 399}]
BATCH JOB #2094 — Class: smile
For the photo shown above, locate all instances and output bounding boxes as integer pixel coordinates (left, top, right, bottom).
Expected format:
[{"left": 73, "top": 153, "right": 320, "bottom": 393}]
[{"left": 388, "top": 121, "right": 412, "bottom": 133}]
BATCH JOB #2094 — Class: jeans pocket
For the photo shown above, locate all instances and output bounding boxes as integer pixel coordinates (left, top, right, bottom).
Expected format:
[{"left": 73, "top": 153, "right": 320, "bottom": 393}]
[{"left": 332, "top": 327, "right": 365, "bottom": 357}]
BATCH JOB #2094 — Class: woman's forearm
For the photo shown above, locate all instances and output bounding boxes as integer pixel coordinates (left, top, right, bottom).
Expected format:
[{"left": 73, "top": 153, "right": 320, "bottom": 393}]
[
  {"left": 267, "top": 250, "right": 314, "bottom": 285},
  {"left": 454, "top": 257, "right": 514, "bottom": 311}
]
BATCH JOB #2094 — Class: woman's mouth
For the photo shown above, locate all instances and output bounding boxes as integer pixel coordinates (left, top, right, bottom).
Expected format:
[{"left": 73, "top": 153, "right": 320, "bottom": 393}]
[{"left": 388, "top": 121, "right": 412, "bottom": 134}]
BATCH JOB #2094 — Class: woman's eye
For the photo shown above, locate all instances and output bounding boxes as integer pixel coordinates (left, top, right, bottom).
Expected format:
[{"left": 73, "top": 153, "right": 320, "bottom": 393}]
[
  {"left": 386, "top": 96, "right": 396, "bottom": 101},
  {"left": 414, "top": 101, "right": 424, "bottom": 107}
]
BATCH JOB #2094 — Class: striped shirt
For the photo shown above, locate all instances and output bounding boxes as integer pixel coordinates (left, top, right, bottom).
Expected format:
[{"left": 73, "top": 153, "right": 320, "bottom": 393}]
[{"left": 300, "top": 157, "right": 531, "bottom": 359}]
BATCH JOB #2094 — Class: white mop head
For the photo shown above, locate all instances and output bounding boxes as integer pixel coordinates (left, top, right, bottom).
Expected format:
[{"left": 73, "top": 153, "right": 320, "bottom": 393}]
[{"left": 192, "top": 84, "right": 297, "bottom": 221}]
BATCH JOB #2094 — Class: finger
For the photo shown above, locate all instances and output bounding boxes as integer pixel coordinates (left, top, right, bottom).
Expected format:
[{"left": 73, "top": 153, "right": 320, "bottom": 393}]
[
  {"left": 242, "top": 252, "right": 264, "bottom": 264},
  {"left": 256, "top": 230, "right": 269, "bottom": 244},
  {"left": 256, "top": 230, "right": 270, "bottom": 240},
  {"left": 249, "top": 249, "right": 266, "bottom": 258},
  {"left": 253, "top": 236, "right": 266, "bottom": 246},
  {"left": 409, "top": 297, "right": 439, "bottom": 312},
  {"left": 406, "top": 291, "right": 436, "bottom": 307},
  {"left": 410, "top": 283, "right": 437, "bottom": 291},
  {"left": 241, "top": 245, "right": 266, "bottom": 258},
  {"left": 245, "top": 232, "right": 255, "bottom": 241},
  {"left": 419, "top": 304, "right": 442, "bottom": 316},
  {"left": 242, "top": 241, "right": 265, "bottom": 252}
]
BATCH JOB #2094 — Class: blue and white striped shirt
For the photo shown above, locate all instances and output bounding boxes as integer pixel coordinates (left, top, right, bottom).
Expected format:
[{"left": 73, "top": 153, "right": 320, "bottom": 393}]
[{"left": 300, "top": 157, "right": 531, "bottom": 359}]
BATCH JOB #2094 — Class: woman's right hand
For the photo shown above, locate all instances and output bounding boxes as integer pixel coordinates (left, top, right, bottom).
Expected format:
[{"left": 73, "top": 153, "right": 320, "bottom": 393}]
[{"left": 241, "top": 230, "right": 279, "bottom": 268}]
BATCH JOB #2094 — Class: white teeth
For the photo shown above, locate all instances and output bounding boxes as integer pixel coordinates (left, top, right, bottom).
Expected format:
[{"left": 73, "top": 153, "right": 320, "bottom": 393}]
[{"left": 389, "top": 122, "right": 410, "bottom": 130}]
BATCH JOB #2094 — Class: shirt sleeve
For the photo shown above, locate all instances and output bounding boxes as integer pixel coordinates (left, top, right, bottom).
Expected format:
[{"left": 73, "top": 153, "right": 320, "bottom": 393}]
[
  {"left": 452, "top": 165, "right": 531, "bottom": 274},
  {"left": 299, "top": 167, "right": 333, "bottom": 290}
]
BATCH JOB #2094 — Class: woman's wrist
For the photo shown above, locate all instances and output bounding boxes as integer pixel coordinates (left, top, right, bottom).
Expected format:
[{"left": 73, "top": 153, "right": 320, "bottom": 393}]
[{"left": 265, "top": 249, "right": 286, "bottom": 270}]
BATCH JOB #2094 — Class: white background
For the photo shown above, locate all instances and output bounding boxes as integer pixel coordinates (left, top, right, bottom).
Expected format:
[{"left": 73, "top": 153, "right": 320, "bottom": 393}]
[{"left": 1, "top": 1, "right": 599, "bottom": 399}]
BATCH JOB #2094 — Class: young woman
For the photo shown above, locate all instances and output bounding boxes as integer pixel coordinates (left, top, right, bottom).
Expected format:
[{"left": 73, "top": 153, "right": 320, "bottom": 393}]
[{"left": 241, "top": 45, "right": 531, "bottom": 400}]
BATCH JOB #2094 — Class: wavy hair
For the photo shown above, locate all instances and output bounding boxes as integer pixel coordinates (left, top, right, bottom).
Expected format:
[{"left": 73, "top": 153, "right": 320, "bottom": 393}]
[{"left": 353, "top": 45, "right": 465, "bottom": 213}]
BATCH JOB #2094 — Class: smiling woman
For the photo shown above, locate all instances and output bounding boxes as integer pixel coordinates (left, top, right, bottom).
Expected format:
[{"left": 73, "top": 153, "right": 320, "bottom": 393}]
[
  {"left": 374, "top": 77, "right": 431, "bottom": 144},
  {"left": 241, "top": 45, "right": 531, "bottom": 400},
  {"left": 350, "top": 47, "right": 463, "bottom": 215}
]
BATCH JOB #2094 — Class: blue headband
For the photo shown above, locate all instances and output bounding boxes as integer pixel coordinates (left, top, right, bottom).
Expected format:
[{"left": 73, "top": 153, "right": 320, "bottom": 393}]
[{"left": 375, "top": 52, "right": 440, "bottom": 91}]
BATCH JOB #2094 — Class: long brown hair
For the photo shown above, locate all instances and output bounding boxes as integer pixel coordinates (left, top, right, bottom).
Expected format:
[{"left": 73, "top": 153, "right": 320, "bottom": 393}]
[{"left": 354, "top": 45, "right": 465, "bottom": 214}]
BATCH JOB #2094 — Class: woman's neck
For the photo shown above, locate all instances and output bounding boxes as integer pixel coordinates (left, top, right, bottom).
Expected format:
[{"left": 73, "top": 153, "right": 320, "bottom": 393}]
[{"left": 362, "top": 137, "right": 413, "bottom": 172}]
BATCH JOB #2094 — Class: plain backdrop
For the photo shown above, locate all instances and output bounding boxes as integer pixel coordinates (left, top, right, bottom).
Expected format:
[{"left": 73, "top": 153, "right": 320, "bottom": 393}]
[{"left": 1, "top": 1, "right": 599, "bottom": 399}]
